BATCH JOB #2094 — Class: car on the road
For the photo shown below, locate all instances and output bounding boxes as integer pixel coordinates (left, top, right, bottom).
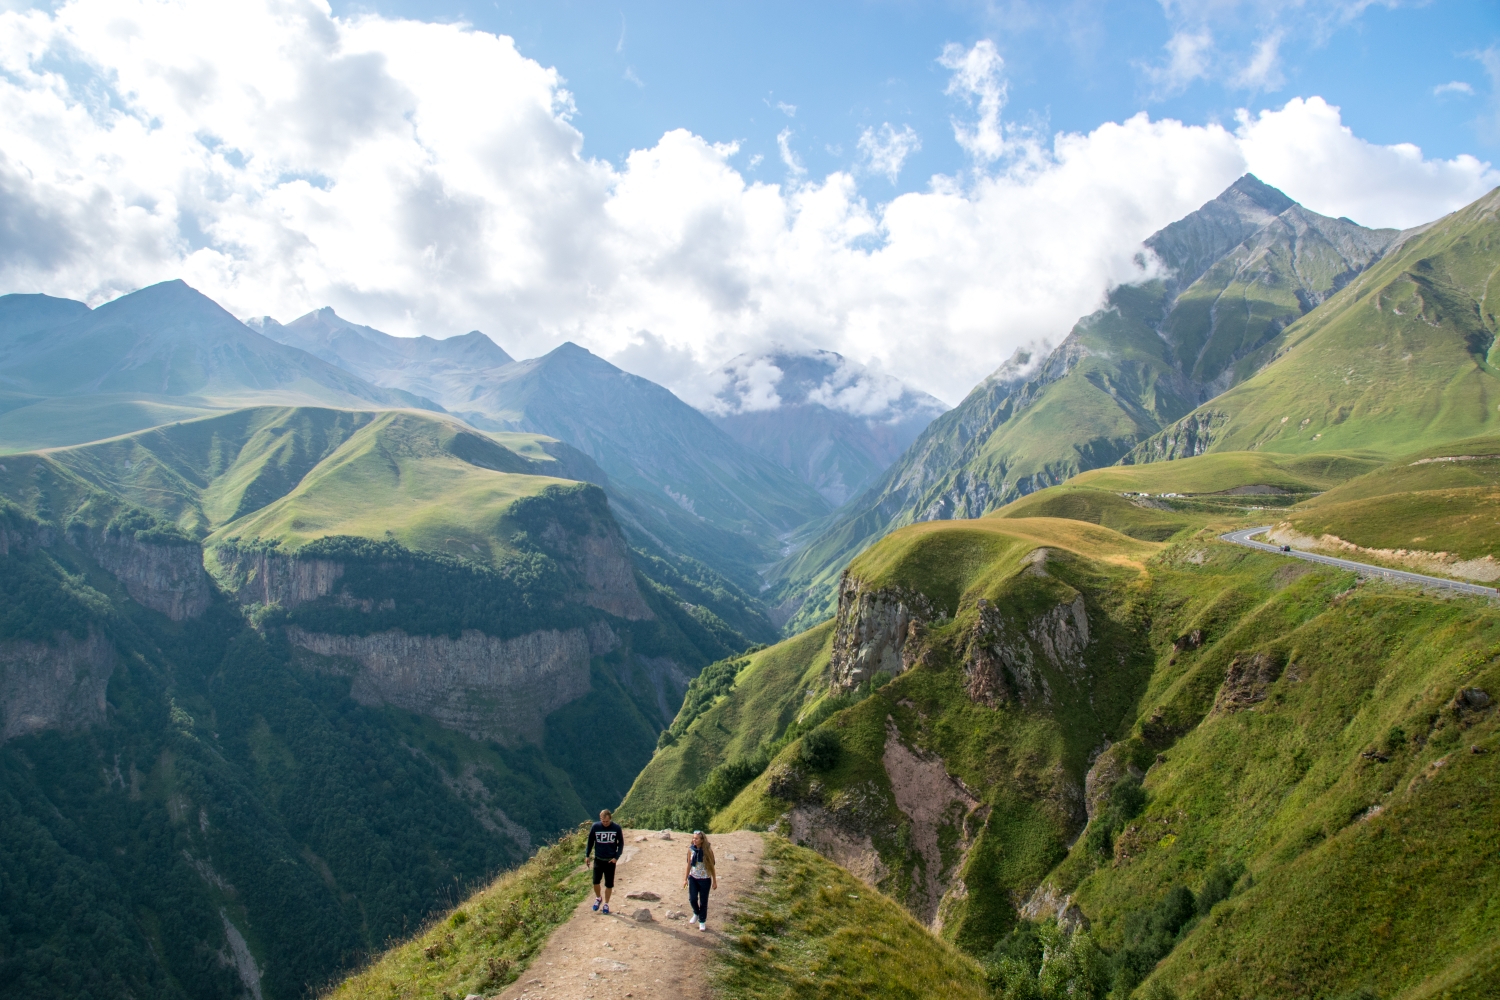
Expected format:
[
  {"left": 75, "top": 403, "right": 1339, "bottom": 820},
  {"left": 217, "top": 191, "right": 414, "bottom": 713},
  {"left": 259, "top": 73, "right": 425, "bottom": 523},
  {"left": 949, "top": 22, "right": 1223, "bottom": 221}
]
[{"left": 1281, "top": 545, "right": 1291, "bottom": 552}]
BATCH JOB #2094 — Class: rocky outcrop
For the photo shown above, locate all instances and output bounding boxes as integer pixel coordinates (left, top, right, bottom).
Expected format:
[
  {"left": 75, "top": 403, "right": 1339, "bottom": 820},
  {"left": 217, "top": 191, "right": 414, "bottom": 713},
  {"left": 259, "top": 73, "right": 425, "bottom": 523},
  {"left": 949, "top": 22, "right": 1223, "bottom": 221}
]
[
  {"left": 963, "top": 565, "right": 1091, "bottom": 709},
  {"left": 1083, "top": 743, "right": 1143, "bottom": 822},
  {"left": 86, "top": 533, "right": 212, "bottom": 621},
  {"left": 0, "top": 520, "right": 54, "bottom": 556},
  {"left": 1, "top": 627, "right": 116, "bottom": 742},
  {"left": 782, "top": 802, "right": 891, "bottom": 889},
  {"left": 1213, "top": 651, "right": 1285, "bottom": 714},
  {"left": 1126, "top": 409, "right": 1227, "bottom": 464},
  {"left": 207, "top": 546, "right": 346, "bottom": 608},
  {"left": 1019, "top": 882, "right": 1090, "bottom": 935},
  {"left": 828, "top": 574, "right": 935, "bottom": 693},
  {"left": 287, "top": 622, "right": 618, "bottom": 744}
]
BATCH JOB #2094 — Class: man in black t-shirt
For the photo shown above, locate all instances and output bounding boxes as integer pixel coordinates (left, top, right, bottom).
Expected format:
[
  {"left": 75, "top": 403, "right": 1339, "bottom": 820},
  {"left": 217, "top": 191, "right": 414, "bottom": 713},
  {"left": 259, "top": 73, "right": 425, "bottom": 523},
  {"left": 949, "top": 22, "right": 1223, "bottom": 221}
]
[{"left": 585, "top": 808, "right": 624, "bottom": 914}]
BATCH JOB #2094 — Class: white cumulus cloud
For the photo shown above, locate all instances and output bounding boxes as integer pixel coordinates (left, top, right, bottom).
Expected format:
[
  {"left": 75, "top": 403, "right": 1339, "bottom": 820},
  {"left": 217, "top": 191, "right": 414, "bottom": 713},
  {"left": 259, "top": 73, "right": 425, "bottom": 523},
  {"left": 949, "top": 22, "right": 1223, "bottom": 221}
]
[{"left": 0, "top": 0, "right": 1495, "bottom": 409}]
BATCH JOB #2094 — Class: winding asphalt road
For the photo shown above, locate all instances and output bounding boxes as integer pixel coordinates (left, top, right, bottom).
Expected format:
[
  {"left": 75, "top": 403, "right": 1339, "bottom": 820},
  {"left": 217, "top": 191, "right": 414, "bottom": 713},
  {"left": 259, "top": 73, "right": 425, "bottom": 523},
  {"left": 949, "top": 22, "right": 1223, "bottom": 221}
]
[{"left": 1221, "top": 526, "right": 1500, "bottom": 598}]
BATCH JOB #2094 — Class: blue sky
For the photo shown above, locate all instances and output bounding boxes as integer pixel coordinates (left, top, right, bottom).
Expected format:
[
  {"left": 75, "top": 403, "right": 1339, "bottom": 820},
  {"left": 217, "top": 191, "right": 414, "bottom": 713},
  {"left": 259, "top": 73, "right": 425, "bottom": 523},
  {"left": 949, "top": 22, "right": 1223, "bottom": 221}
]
[{"left": 337, "top": 0, "right": 1500, "bottom": 192}]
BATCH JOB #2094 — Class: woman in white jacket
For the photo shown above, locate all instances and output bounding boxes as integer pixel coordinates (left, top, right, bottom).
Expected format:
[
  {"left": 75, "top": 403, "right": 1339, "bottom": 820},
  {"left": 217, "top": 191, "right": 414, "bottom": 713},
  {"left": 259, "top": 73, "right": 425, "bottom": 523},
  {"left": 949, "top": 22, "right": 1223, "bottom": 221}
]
[{"left": 681, "top": 830, "right": 717, "bottom": 931}]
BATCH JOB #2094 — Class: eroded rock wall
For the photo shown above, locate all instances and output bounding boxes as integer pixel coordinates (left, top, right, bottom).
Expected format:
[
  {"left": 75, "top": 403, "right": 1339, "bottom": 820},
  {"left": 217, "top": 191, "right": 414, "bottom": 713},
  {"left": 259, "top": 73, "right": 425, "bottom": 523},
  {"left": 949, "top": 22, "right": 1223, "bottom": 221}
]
[
  {"left": 828, "top": 573, "right": 934, "bottom": 693},
  {"left": 962, "top": 556, "right": 1092, "bottom": 709},
  {"left": 545, "top": 524, "right": 653, "bottom": 621},
  {"left": 287, "top": 622, "right": 618, "bottom": 744},
  {"left": 208, "top": 547, "right": 346, "bottom": 609},
  {"left": 1, "top": 627, "right": 116, "bottom": 742},
  {"left": 86, "top": 532, "right": 212, "bottom": 621}
]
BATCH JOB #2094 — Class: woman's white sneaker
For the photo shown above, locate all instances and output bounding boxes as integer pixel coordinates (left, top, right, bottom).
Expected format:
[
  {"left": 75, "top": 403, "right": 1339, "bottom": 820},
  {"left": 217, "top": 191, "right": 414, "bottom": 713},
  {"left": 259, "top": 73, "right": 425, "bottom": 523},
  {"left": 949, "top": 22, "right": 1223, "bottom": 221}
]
[{"left": 698, "top": 920, "right": 707, "bottom": 931}]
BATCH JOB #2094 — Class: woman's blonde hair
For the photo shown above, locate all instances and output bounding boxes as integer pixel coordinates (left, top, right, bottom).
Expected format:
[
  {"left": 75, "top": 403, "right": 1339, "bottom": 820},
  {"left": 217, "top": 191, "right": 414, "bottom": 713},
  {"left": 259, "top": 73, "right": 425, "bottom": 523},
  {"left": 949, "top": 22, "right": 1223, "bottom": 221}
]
[{"left": 692, "top": 830, "right": 716, "bottom": 873}]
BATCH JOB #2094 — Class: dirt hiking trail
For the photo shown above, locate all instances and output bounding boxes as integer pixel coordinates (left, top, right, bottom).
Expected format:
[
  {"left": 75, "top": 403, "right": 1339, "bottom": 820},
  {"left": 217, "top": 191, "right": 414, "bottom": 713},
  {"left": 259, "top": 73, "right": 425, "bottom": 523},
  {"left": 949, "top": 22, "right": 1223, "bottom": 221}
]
[{"left": 497, "top": 829, "right": 763, "bottom": 1000}]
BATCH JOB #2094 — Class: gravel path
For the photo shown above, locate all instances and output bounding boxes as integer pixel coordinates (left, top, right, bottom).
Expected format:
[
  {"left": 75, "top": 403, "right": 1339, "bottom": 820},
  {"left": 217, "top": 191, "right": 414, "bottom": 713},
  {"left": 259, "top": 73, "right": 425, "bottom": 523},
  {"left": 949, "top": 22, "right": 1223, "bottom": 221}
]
[
  {"left": 496, "top": 829, "right": 763, "bottom": 1000},
  {"left": 1221, "top": 526, "right": 1499, "bottom": 597}
]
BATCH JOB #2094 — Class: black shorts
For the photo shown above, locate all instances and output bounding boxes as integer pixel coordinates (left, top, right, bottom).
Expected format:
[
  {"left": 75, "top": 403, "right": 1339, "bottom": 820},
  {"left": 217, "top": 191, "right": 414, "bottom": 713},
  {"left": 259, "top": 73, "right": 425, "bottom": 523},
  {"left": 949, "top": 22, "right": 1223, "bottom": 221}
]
[{"left": 592, "top": 857, "right": 616, "bottom": 888}]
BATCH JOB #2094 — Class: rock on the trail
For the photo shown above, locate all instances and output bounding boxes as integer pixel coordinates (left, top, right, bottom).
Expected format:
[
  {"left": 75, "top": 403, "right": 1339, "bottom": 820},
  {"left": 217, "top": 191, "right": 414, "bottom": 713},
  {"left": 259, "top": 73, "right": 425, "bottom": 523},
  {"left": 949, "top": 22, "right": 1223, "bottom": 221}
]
[
  {"left": 593, "top": 958, "right": 630, "bottom": 972},
  {"left": 727, "top": 854, "right": 738, "bottom": 861},
  {"left": 666, "top": 909, "right": 686, "bottom": 920},
  {"left": 658, "top": 829, "right": 673, "bottom": 839},
  {"left": 635, "top": 834, "right": 650, "bottom": 842},
  {"left": 626, "top": 890, "right": 661, "bottom": 901},
  {"left": 632, "top": 908, "right": 655, "bottom": 922}
]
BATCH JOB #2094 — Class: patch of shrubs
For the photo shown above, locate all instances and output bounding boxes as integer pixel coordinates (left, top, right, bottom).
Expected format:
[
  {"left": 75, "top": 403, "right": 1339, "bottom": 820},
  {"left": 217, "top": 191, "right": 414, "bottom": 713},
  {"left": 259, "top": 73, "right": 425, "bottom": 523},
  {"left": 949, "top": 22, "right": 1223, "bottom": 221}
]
[
  {"left": 985, "top": 861, "right": 1245, "bottom": 999},
  {"left": 799, "top": 728, "right": 841, "bottom": 771},
  {"left": 1084, "top": 775, "right": 1147, "bottom": 857}
]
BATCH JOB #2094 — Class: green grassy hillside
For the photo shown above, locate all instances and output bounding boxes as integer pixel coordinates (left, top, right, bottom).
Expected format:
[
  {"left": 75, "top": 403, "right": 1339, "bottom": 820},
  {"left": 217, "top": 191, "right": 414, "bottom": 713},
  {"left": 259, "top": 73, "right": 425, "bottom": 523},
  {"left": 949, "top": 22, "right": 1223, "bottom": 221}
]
[
  {"left": 206, "top": 410, "right": 567, "bottom": 562},
  {"left": 716, "top": 836, "right": 990, "bottom": 1000},
  {"left": 1258, "top": 436, "right": 1500, "bottom": 581},
  {"left": 631, "top": 506, "right": 1500, "bottom": 998},
  {"left": 617, "top": 622, "right": 838, "bottom": 824},
  {"left": 324, "top": 832, "right": 590, "bottom": 1000},
  {"left": 1066, "top": 450, "right": 1379, "bottom": 494},
  {"left": 1135, "top": 187, "right": 1500, "bottom": 463}
]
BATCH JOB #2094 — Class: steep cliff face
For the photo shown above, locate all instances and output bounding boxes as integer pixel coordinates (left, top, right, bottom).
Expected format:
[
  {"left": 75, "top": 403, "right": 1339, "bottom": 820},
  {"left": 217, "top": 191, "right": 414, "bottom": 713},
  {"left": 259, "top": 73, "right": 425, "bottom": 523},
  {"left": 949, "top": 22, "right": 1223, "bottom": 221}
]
[
  {"left": 287, "top": 623, "right": 617, "bottom": 745},
  {"left": 0, "top": 627, "right": 116, "bottom": 742},
  {"left": 206, "top": 546, "right": 347, "bottom": 608},
  {"left": 827, "top": 573, "right": 936, "bottom": 693},
  {"left": 85, "top": 531, "right": 212, "bottom": 621},
  {"left": 963, "top": 558, "right": 1093, "bottom": 710},
  {"left": 535, "top": 515, "right": 653, "bottom": 621}
]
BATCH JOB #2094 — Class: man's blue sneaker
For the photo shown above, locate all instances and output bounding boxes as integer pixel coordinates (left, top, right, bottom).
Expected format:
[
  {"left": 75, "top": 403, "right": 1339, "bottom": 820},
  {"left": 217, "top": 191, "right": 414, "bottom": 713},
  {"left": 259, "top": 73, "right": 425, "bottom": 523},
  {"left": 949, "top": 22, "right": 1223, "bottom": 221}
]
[
  {"left": 601, "top": 904, "right": 610, "bottom": 914},
  {"left": 592, "top": 898, "right": 601, "bottom": 912}
]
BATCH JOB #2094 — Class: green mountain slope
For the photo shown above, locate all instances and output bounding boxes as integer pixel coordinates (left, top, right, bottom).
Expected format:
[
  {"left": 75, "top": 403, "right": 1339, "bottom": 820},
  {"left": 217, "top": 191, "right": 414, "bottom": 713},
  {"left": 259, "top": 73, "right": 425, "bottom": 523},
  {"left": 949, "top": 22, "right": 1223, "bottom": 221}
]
[
  {"left": 463, "top": 342, "right": 832, "bottom": 590},
  {"left": 0, "top": 402, "right": 764, "bottom": 998},
  {"left": 0, "top": 282, "right": 439, "bottom": 454},
  {"left": 1261, "top": 435, "right": 1500, "bottom": 583},
  {"left": 624, "top": 500, "right": 1499, "bottom": 998},
  {"left": 1133, "top": 186, "right": 1500, "bottom": 462},
  {"left": 768, "top": 176, "right": 1401, "bottom": 633}
]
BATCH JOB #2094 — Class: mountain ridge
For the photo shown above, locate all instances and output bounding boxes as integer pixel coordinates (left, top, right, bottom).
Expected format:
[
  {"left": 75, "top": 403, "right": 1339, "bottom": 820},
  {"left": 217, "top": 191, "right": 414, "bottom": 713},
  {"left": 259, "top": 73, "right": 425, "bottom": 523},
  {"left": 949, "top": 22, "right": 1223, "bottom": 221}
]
[{"left": 0, "top": 281, "right": 443, "bottom": 454}]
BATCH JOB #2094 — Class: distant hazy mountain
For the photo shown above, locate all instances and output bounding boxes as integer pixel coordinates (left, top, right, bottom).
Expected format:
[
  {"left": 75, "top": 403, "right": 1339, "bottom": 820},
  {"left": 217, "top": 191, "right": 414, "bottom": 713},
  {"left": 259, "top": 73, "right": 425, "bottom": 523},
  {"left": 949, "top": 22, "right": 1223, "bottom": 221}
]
[
  {"left": 702, "top": 349, "right": 948, "bottom": 506},
  {"left": 464, "top": 342, "right": 832, "bottom": 588},
  {"left": 769, "top": 175, "right": 1403, "bottom": 631},
  {"left": 250, "top": 307, "right": 514, "bottom": 413},
  {"left": 0, "top": 280, "right": 439, "bottom": 453}
]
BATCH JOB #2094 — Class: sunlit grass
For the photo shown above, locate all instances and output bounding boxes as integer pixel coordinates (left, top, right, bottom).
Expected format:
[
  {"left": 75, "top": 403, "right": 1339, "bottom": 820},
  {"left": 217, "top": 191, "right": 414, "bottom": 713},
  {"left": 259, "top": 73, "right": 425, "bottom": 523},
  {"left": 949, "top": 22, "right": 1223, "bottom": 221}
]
[
  {"left": 324, "top": 831, "right": 589, "bottom": 1000},
  {"left": 714, "top": 837, "right": 990, "bottom": 1000}
]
